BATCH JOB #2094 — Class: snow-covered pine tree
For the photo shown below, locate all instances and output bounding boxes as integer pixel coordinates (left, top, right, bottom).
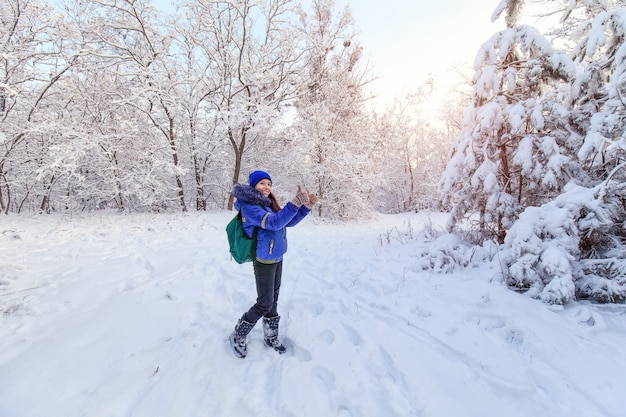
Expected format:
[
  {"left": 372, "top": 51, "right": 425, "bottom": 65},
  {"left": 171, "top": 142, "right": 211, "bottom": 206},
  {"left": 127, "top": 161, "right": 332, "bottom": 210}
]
[
  {"left": 564, "top": 1, "right": 626, "bottom": 302},
  {"left": 440, "top": 0, "right": 576, "bottom": 243},
  {"left": 456, "top": 0, "right": 626, "bottom": 304}
]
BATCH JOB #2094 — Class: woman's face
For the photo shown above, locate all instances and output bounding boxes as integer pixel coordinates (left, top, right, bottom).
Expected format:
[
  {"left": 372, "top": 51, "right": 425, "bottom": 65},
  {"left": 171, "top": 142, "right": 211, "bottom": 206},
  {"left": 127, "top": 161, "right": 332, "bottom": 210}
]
[{"left": 255, "top": 179, "right": 272, "bottom": 197}]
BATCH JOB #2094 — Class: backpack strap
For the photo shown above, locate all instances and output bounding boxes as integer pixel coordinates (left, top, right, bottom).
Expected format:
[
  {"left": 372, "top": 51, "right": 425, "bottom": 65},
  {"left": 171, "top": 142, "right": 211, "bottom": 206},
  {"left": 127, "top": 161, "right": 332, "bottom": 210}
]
[{"left": 239, "top": 205, "right": 260, "bottom": 259}]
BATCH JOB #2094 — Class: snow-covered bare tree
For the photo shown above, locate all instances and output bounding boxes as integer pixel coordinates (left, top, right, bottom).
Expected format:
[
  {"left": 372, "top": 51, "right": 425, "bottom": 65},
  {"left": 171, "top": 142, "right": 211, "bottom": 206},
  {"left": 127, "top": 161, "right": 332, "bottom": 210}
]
[
  {"left": 0, "top": 0, "right": 81, "bottom": 213},
  {"left": 186, "top": 0, "right": 305, "bottom": 210},
  {"left": 84, "top": 0, "right": 190, "bottom": 211},
  {"left": 289, "top": 0, "right": 375, "bottom": 220},
  {"left": 372, "top": 78, "right": 459, "bottom": 213},
  {"left": 370, "top": 108, "right": 416, "bottom": 214},
  {"left": 50, "top": 60, "right": 163, "bottom": 212},
  {"left": 153, "top": 10, "right": 227, "bottom": 211}
]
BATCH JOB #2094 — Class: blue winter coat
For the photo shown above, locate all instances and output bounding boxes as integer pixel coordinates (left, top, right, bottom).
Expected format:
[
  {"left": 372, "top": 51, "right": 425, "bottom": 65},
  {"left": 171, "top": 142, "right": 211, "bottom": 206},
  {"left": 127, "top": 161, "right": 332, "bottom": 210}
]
[{"left": 232, "top": 184, "right": 310, "bottom": 264}]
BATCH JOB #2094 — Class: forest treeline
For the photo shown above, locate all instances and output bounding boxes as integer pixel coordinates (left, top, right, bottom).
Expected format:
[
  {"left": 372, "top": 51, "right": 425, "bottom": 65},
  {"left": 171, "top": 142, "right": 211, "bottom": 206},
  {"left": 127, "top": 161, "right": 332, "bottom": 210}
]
[
  {"left": 1, "top": 0, "right": 455, "bottom": 219},
  {"left": 2, "top": 0, "right": 626, "bottom": 303}
]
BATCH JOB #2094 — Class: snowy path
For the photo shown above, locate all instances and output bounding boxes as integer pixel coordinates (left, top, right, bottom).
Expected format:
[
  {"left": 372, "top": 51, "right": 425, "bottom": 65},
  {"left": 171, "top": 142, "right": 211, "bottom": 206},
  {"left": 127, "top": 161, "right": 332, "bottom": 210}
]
[{"left": 1, "top": 212, "right": 625, "bottom": 417}]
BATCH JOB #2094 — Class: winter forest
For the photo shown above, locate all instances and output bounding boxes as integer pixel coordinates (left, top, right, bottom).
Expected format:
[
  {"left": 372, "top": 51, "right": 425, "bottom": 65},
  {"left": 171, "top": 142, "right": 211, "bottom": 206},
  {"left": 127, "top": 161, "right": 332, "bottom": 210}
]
[{"left": 2, "top": 0, "right": 626, "bottom": 304}]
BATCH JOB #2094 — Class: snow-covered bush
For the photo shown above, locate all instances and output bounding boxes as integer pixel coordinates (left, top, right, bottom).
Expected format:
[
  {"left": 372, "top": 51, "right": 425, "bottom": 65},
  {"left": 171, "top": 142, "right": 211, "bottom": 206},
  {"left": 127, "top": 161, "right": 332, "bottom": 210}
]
[
  {"left": 415, "top": 232, "right": 500, "bottom": 274},
  {"left": 378, "top": 220, "right": 498, "bottom": 274},
  {"left": 414, "top": 233, "right": 473, "bottom": 274},
  {"left": 502, "top": 183, "right": 626, "bottom": 304}
]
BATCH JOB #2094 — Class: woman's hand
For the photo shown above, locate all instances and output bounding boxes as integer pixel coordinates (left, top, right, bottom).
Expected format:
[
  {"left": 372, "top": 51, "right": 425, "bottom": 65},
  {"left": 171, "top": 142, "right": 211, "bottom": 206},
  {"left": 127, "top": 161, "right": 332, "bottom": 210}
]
[
  {"left": 306, "top": 192, "right": 319, "bottom": 208},
  {"left": 291, "top": 185, "right": 310, "bottom": 207}
]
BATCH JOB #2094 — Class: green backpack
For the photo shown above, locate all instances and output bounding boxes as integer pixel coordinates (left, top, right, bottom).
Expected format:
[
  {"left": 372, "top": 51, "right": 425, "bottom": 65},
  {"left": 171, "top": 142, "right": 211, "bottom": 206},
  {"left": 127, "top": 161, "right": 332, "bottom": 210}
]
[{"left": 226, "top": 208, "right": 259, "bottom": 264}]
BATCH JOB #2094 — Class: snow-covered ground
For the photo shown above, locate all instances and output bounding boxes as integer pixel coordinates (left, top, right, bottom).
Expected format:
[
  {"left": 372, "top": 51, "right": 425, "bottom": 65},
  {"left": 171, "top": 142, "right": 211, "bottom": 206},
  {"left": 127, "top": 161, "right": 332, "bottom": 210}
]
[{"left": 1, "top": 211, "right": 624, "bottom": 417}]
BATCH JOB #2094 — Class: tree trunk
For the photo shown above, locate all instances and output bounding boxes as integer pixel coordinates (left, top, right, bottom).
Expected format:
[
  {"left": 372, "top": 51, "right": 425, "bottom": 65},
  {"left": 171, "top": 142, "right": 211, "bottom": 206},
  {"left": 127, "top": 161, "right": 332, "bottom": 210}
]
[
  {"left": 498, "top": 141, "right": 512, "bottom": 195},
  {"left": 0, "top": 168, "right": 8, "bottom": 214},
  {"left": 227, "top": 127, "right": 246, "bottom": 211},
  {"left": 167, "top": 115, "right": 187, "bottom": 212},
  {"left": 193, "top": 154, "right": 206, "bottom": 211}
]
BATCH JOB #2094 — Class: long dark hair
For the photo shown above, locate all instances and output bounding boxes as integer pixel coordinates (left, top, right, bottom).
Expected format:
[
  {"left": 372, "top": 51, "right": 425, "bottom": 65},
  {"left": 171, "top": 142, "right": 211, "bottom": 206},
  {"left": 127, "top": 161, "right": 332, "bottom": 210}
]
[{"left": 268, "top": 192, "right": 281, "bottom": 212}]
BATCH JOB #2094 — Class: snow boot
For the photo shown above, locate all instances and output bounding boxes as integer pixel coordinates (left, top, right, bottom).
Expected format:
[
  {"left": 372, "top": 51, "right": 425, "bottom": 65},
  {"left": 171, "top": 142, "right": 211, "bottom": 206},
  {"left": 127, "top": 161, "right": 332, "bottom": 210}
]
[
  {"left": 263, "top": 315, "right": 286, "bottom": 354},
  {"left": 229, "top": 315, "right": 255, "bottom": 358}
]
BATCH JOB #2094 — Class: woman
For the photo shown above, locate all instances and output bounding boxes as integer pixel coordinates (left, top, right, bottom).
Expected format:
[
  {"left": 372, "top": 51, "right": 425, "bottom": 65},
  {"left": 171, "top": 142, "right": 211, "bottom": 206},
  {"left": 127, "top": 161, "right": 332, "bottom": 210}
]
[{"left": 229, "top": 170, "right": 318, "bottom": 358}]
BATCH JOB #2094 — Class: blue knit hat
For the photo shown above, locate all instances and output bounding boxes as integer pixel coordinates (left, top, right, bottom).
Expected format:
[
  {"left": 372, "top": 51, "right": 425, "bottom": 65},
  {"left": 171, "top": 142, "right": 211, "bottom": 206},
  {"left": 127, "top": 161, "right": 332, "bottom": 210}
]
[{"left": 249, "top": 170, "right": 272, "bottom": 188}]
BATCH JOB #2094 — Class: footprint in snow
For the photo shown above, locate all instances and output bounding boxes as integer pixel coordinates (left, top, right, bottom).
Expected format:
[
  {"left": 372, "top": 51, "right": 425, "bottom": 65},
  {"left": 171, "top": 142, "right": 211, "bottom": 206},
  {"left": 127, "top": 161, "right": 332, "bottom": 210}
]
[
  {"left": 284, "top": 338, "right": 312, "bottom": 362},
  {"left": 475, "top": 315, "right": 506, "bottom": 331},
  {"left": 117, "top": 280, "right": 136, "bottom": 292},
  {"left": 310, "top": 302, "right": 324, "bottom": 317},
  {"left": 378, "top": 347, "right": 402, "bottom": 383},
  {"left": 135, "top": 255, "right": 155, "bottom": 272},
  {"left": 319, "top": 329, "right": 335, "bottom": 345},
  {"left": 337, "top": 405, "right": 354, "bottom": 417},
  {"left": 506, "top": 329, "right": 525, "bottom": 348},
  {"left": 342, "top": 324, "right": 363, "bottom": 347},
  {"left": 312, "top": 366, "right": 335, "bottom": 392}
]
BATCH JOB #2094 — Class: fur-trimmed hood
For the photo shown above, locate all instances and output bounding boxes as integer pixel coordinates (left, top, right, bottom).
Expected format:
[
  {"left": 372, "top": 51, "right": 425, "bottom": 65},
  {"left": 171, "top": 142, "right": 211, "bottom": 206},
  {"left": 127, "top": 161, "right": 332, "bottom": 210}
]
[{"left": 232, "top": 183, "right": 271, "bottom": 209}]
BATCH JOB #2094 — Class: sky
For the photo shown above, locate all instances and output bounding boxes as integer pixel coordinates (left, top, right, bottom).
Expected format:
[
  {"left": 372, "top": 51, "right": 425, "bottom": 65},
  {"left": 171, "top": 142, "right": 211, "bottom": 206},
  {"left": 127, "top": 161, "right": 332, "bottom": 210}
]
[
  {"left": 151, "top": 0, "right": 506, "bottom": 109},
  {"left": 328, "top": 0, "right": 504, "bottom": 106}
]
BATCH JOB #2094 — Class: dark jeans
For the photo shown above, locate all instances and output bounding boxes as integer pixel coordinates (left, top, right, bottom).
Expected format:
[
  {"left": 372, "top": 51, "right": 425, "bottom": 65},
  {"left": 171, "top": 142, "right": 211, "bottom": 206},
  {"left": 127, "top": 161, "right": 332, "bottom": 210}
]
[{"left": 244, "top": 261, "right": 283, "bottom": 324}]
